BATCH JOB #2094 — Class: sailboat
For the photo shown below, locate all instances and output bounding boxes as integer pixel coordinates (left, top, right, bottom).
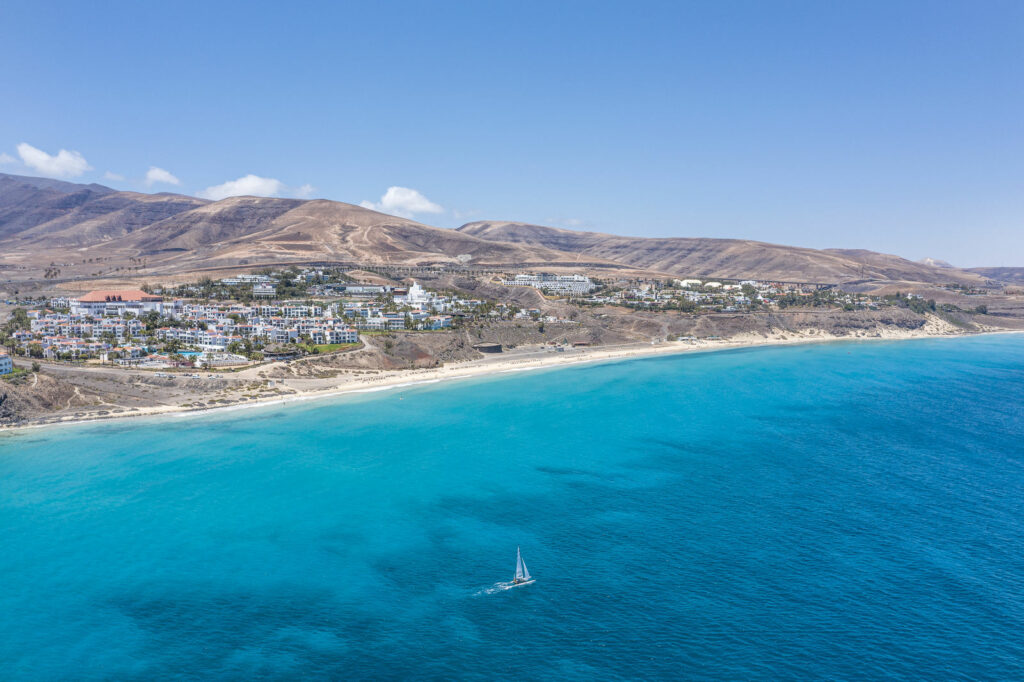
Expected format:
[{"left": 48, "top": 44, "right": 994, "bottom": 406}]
[{"left": 511, "top": 546, "right": 535, "bottom": 586}]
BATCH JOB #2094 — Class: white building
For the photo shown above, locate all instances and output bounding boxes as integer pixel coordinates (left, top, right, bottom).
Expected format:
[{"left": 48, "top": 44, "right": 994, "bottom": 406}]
[
  {"left": 406, "top": 281, "right": 430, "bottom": 306},
  {"left": 501, "top": 273, "right": 596, "bottom": 295},
  {"left": 316, "top": 327, "right": 358, "bottom": 344},
  {"left": 0, "top": 352, "right": 12, "bottom": 375},
  {"left": 221, "top": 274, "right": 272, "bottom": 285},
  {"left": 253, "top": 283, "right": 277, "bottom": 298},
  {"left": 71, "top": 290, "right": 164, "bottom": 318}
]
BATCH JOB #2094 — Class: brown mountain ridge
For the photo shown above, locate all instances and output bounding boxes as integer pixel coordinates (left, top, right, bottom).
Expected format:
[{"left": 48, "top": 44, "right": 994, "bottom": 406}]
[
  {"left": 457, "top": 221, "right": 990, "bottom": 286},
  {"left": 0, "top": 173, "right": 1003, "bottom": 287}
]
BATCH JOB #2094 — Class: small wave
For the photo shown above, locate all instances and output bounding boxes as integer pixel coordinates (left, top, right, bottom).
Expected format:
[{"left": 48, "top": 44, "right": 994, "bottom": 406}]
[
  {"left": 348, "top": 378, "right": 442, "bottom": 394},
  {"left": 474, "top": 580, "right": 536, "bottom": 596},
  {"left": 475, "top": 582, "right": 515, "bottom": 596}
]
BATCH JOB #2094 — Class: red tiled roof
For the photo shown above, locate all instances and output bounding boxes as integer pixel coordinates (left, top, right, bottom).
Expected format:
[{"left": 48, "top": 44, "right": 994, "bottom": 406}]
[{"left": 78, "top": 289, "right": 162, "bottom": 303}]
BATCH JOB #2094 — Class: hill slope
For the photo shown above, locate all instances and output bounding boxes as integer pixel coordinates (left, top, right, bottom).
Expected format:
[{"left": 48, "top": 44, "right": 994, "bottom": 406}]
[
  {"left": 0, "top": 174, "right": 604, "bottom": 277},
  {"left": 458, "top": 221, "right": 988, "bottom": 285},
  {"left": 110, "top": 197, "right": 591, "bottom": 270},
  {"left": 967, "top": 267, "right": 1024, "bottom": 285},
  {"left": 0, "top": 173, "right": 206, "bottom": 245},
  {"left": 0, "top": 173, "right": 1005, "bottom": 287}
]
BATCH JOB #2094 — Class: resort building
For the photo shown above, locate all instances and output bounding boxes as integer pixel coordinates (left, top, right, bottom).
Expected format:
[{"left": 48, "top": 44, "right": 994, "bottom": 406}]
[
  {"left": 253, "top": 283, "right": 277, "bottom": 298},
  {"left": 220, "top": 274, "right": 272, "bottom": 285},
  {"left": 501, "top": 273, "right": 596, "bottom": 295},
  {"left": 338, "top": 285, "right": 387, "bottom": 297},
  {"left": 396, "top": 281, "right": 430, "bottom": 307},
  {"left": 6, "top": 277, "right": 477, "bottom": 362},
  {"left": 71, "top": 289, "right": 164, "bottom": 318}
]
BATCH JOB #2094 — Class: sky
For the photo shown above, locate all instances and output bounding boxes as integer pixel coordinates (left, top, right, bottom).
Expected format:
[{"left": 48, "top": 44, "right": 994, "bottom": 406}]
[{"left": 1, "top": 1, "right": 1021, "bottom": 266}]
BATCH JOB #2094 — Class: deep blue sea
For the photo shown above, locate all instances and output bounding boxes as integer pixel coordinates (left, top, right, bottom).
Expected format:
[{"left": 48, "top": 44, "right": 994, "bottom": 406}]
[{"left": 2, "top": 335, "right": 1024, "bottom": 680}]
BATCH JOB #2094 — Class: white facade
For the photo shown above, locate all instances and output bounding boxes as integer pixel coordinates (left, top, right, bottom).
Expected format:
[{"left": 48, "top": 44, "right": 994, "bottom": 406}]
[
  {"left": 253, "top": 283, "right": 277, "bottom": 298},
  {"left": 501, "top": 273, "right": 596, "bottom": 295},
  {"left": 221, "top": 274, "right": 272, "bottom": 285},
  {"left": 0, "top": 353, "right": 12, "bottom": 375},
  {"left": 403, "top": 281, "right": 430, "bottom": 306}
]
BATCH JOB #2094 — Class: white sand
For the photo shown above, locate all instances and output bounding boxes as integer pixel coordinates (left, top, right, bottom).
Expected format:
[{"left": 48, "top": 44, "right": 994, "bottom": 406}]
[{"left": 6, "top": 320, "right": 1018, "bottom": 433}]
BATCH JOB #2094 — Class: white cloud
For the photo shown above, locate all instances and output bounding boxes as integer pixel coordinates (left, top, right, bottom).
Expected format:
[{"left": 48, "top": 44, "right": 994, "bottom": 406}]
[
  {"left": 17, "top": 142, "right": 92, "bottom": 178},
  {"left": 145, "top": 166, "right": 181, "bottom": 186},
  {"left": 360, "top": 186, "right": 443, "bottom": 218},
  {"left": 0, "top": 152, "right": 15, "bottom": 165},
  {"left": 103, "top": 171, "right": 125, "bottom": 181},
  {"left": 197, "top": 174, "right": 284, "bottom": 201},
  {"left": 295, "top": 183, "right": 316, "bottom": 199}
]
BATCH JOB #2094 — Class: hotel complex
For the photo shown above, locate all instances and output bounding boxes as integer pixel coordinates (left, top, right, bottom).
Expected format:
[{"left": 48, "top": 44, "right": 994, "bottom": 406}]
[
  {"left": 6, "top": 278, "right": 470, "bottom": 365},
  {"left": 70, "top": 289, "right": 166, "bottom": 318}
]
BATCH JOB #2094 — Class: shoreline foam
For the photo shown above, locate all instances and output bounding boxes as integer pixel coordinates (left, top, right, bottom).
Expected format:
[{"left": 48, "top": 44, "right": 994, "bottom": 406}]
[{"left": 3, "top": 328, "right": 1021, "bottom": 435}]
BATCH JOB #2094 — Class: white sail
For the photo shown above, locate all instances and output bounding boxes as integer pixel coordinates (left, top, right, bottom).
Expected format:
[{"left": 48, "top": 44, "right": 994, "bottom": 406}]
[{"left": 515, "top": 546, "right": 531, "bottom": 581}]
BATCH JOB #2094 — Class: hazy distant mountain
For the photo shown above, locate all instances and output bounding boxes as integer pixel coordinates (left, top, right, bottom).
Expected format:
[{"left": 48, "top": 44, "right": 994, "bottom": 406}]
[
  {"left": 0, "top": 172, "right": 115, "bottom": 196},
  {"left": 0, "top": 173, "right": 204, "bottom": 244},
  {"left": 967, "top": 267, "right": 1024, "bottom": 285},
  {"left": 458, "top": 221, "right": 988, "bottom": 286},
  {"left": 0, "top": 172, "right": 1005, "bottom": 287}
]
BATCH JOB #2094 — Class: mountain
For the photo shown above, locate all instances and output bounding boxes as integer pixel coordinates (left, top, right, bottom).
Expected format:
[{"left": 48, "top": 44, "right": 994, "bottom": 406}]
[
  {"left": 0, "top": 172, "right": 115, "bottom": 197},
  {"left": 110, "top": 197, "right": 591, "bottom": 270},
  {"left": 457, "top": 221, "right": 989, "bottom": 286},
  {"left": 0, "top": 173, "right": 1004, "bottom": 287},
  {"left": 0, "top": 174, "right": 596, "bottom": 278},
  {"left": 0, "top": 173, "right": 205, "bottom": 244},
  {"left": 967, "top": 267, "right": 1024, "bottom": 285}
]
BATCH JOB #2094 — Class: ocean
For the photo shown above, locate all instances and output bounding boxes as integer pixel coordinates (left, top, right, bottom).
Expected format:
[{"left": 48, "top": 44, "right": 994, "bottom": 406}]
[{"left": 2, "top": 335, "right": 1023, "bottom": 679}]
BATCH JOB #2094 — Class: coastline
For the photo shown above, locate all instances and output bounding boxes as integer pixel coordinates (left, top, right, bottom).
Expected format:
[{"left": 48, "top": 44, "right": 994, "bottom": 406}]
[{"left": 3, "top": 326, "right": 1021, "bottom": 435}]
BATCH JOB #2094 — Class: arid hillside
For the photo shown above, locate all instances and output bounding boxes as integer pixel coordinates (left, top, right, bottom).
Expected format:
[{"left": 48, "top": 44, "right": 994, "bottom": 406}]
[
  {"left": 112, "top": 197, "right": 595, "bottom": 270},
  {"left": 0, "top": 172, "right": 1008, "bottom": 288},
  {"left": 0, "top": 174, "right": 609, "bottom": 280},
  {"left": 458, "top": 221, "right": 991, "bottom": 286},
  {"left": 0, "top": 173, "right": 205, "bottom": 244},
  {"left": 968, "top": 267, "right": 1024, "bottom": 285}
]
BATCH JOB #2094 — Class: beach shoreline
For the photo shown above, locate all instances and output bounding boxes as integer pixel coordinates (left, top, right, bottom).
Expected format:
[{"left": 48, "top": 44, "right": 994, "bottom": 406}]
[{"left": 3, "top": 325, "right": 1021, "bottom": 436}]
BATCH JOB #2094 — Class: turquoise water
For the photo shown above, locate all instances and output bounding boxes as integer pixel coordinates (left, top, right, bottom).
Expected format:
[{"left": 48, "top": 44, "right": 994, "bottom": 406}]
[{"left": 2, "top": 335, "right": 1024, "bottom": 679}]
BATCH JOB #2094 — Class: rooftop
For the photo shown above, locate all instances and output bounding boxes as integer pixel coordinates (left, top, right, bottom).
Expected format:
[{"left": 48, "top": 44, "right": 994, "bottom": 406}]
[{"left": 78, "top": 289, "right": 163, "bottom": 303}]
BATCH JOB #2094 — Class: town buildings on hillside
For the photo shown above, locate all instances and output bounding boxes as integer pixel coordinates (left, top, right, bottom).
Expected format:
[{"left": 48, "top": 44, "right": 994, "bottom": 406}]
[{"left": 7, "top": 279, "right": 468, "bottom": 362}]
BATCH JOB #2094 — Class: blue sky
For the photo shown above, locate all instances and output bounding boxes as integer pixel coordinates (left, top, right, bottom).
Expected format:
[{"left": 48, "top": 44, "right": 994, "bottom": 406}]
[{"left": 1, "top": 1, "right": 1021, "bottom": 266}]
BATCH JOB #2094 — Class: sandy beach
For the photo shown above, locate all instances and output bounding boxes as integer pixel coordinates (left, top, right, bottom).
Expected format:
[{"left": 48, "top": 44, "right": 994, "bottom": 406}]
[{"left": 4, "top": 317, "right": 1016, "bottom": 434}]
